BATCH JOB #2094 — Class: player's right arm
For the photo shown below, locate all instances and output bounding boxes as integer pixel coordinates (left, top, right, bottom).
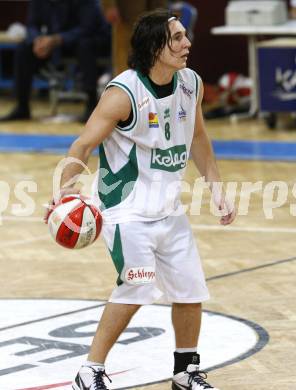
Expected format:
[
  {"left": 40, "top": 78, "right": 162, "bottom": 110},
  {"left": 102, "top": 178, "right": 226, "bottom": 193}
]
[{"left": 60, "top": 86, "right": 131, "bottom": 193}]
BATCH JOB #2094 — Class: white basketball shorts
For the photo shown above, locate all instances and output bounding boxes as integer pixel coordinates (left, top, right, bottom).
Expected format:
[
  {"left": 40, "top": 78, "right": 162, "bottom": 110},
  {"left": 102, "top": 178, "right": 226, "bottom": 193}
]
[{"left": 102, "top": 214, "right": 210, "bottom": 305}]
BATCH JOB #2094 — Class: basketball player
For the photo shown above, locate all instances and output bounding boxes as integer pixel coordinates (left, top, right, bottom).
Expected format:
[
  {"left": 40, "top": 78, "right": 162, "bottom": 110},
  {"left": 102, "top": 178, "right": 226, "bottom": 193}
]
[{"left": 49, "top": 9, "right": 236, "bottom": 389}]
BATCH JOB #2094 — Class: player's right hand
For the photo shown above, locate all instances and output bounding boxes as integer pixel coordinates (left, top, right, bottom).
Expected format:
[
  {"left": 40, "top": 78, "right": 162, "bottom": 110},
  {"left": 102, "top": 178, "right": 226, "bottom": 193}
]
[{"left": 43, "top": 188, "right": 80, "bottom": 224}]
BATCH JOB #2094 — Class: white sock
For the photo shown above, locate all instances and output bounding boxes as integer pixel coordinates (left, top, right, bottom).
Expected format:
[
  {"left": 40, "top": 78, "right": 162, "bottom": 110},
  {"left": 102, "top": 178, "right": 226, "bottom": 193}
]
[
  {"left": 175, "top": 348, "right": 197, "bottom": 353},
  {"left": 84, "top": 360, "right": 105, "bottom": 370}
]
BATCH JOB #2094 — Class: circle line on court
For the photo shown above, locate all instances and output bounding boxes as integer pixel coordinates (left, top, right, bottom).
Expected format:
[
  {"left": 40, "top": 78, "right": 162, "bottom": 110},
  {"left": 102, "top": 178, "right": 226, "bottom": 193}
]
[{"left": 0, "top": 299, "right": 269, "bottom": 389}]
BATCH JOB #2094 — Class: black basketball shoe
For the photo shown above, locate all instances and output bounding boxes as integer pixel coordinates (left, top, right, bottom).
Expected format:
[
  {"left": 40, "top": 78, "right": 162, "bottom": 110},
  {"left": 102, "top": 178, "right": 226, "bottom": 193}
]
[
  {"left": 72, "top": 366, "right": 111, "bottom": 390},
  {"left": 172, "top": 364, "right": 219, "bottom": 389}
]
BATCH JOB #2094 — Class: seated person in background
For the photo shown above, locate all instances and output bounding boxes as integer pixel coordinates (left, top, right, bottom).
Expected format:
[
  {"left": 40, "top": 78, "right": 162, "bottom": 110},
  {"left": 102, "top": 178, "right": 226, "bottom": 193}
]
[
  {"left": 0, "top": 0, "right": 111, "bottom": 123},
  {"left": 101, "top": 0, "right": 169, "bottom": 75}
]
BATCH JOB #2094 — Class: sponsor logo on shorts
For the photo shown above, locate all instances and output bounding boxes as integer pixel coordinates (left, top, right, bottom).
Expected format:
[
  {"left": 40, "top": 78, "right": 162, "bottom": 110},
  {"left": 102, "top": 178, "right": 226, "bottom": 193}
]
[
  {"left": 179, "top": 83, "right": 193, "bottom": 99},
  {"left": 125, "top": 267, "right": 155, "bottom": 284},
  {"left": 149, "top": 112, "right": 159, "bottom": 128},
  {"left": 151, "top": 145, "right": 187, "bottom": 172}
]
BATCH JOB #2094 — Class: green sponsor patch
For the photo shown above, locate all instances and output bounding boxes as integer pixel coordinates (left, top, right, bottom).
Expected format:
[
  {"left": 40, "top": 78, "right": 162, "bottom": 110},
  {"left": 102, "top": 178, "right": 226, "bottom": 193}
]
[
  {"left": 150, "top": 144, "right": 187, "bottom": 172},
  {"left": 164, "top": 108, "right": 170, "bottom": 119}
]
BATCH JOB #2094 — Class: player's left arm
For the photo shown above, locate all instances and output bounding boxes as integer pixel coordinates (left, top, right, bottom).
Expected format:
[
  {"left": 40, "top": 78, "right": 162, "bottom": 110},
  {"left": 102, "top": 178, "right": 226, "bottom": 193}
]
[{"left": 190, "top": 80, "right": 236, "bottom": 225}]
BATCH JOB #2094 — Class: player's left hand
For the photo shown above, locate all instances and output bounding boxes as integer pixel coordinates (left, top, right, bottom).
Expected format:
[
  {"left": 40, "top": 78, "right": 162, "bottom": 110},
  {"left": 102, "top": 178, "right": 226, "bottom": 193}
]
[
  {"left": 211, "top": 184, "right": 236, "bottom": 225},
  {"left": 219, "top": 197, "right": 236, "bottom": 225}
]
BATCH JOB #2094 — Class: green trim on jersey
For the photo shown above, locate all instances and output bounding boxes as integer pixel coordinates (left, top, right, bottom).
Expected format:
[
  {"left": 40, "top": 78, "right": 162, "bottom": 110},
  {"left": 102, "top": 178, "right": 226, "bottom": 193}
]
[
  {"left": 108, "top": 81, "right": 138, "bottom": 131},
  {"left": 137, "top": 70, "right": 178, "bottom": 99},
  {"left": 192, "top": 70, "right": 199, "bottom": 99},
  {"left": 98, "top": 142, "right": 138, "bottom": 210},
  {"left": 109, "top": 224, "right": 124, "bottom": 286}
]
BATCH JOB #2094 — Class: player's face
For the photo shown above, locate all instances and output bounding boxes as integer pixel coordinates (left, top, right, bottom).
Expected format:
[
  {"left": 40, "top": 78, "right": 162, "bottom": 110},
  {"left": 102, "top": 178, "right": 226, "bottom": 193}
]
[{"left": 158, "top": 20, "right": 191, "bottom": 71}]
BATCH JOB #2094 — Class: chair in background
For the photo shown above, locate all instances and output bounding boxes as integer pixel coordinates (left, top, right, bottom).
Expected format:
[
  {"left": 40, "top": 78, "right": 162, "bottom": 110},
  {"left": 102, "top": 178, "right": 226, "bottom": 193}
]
[{"left": 40, "top": 57, "right": 111, "bottom": 118}]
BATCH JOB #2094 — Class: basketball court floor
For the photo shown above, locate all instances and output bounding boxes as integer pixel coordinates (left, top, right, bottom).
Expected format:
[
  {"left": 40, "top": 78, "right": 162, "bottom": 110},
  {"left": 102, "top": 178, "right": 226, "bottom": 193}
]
[{"left": 0, "top": 99, "right": 296, "bottom": 390}]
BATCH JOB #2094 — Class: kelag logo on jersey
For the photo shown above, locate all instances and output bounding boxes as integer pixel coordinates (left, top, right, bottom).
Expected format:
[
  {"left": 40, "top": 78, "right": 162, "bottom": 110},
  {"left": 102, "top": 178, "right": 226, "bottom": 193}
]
[
  {"left": 149, "top": 112, "right": 159, "bottom": 128},
  {"left": 151, "top": 145, "right": 187, "bottom": 172}
]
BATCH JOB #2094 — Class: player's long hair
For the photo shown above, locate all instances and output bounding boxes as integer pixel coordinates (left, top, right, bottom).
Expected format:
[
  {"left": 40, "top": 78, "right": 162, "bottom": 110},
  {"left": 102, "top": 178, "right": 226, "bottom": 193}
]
[{"left": 128, "top": 9, "right": 178, "bottom": 76}]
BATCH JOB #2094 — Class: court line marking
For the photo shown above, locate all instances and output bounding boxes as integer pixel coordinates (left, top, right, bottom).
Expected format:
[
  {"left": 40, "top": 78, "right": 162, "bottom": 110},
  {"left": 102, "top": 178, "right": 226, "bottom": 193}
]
[
  {"left": 2, "top": 132, "right": 296, "bottom": 161},
  {"left": 0, "top": 299, "right": 269, "bottom": 390},
  {"left": 203, "top": 310, "right": 269, "bottom": 373},
  {"left": 1, "top": 234, "right": 49, "bottom": 249},
  {"left": 109, "top": 309, "right": 270, "bottom": 389},
  {"left": 207, "top": 256, "right": 296, "bottom": 282},
  {"left": 15, "top": 381, "right": 70, "bottom": 390},
  {"left": 2, "top": 216, "right": 43, "bottom": 222},
  {"left": 15, "top": 368, "right": 136, "bottom": 390},
  {"left": 191, "top": 224, "right": 296, "bottom": 234},
  {"left": 0, "top": 302, "right": 106, "bottom": 332},
  {"left": 4, "top": 216, "right": 296, "bottom": 234}
]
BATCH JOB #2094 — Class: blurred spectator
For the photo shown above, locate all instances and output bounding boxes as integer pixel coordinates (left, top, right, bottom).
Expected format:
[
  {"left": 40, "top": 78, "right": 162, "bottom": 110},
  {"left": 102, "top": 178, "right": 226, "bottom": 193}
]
[
  {"left": 291, "top": 0, "right": 296, "bottom": 18},
  {"left": 0, "top": 0, "right": 111, "bottom": 123},
  {"left": 101, "top": 0, "right": 168, "bottom": 75}
]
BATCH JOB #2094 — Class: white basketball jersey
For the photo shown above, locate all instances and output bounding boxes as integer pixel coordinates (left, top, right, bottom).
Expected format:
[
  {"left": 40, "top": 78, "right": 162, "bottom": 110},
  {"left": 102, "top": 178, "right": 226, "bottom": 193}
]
[{"left": 94, "top": 68, "right": 201, "bottom": 224}]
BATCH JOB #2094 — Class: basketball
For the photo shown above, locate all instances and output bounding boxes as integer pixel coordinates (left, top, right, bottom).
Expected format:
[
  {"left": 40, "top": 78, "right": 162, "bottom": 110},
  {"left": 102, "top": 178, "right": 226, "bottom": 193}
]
[{"left": 47, "top": 194, "right": 102, "bottom": 249}]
